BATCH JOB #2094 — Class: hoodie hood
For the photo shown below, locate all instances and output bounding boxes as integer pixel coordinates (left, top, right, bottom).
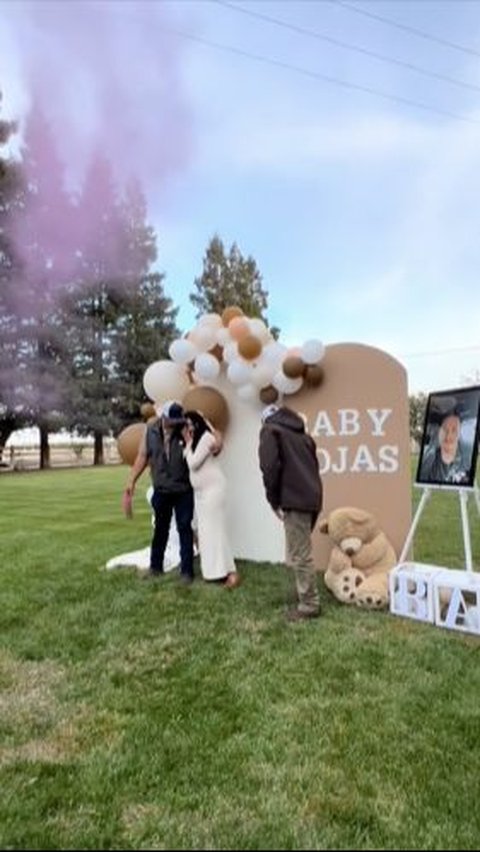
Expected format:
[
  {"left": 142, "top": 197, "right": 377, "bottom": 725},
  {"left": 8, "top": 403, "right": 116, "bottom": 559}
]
[{"left": 266, "top": 406, "right": 306, "bottom": 434}]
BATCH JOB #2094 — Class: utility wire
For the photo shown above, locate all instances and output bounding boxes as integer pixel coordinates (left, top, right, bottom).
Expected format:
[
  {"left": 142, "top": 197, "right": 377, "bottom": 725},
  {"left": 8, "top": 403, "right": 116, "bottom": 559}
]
[
  {"left": 333, "top": 0, "right": 480, "bottom": 59},
  {"left": 400, "top": 345, "right": 480, "bottom": 359},
  {"left": 163, "top": 25, "right": 480, "bottom": 123},
  {"left": 215, "top": 0, "right": 480, "bottom": 94}
]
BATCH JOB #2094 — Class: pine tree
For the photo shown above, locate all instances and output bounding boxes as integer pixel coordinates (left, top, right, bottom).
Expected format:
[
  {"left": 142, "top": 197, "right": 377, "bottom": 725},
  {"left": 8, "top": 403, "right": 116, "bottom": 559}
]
[
  {"left": 12, "top": 105, "right": 75, "bottom": 468},
  {"left": 190, "top": 234, "right": 277, "bottom": 333},
  {"left": 110, "top": 178, "right": 179, "bottom": 427},
  {"left": 0, "top": 92, "right": 23, "bottom": 456}
]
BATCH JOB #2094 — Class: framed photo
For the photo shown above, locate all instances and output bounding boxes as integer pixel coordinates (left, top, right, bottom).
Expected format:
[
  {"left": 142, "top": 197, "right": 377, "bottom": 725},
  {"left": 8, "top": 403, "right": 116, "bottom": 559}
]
[{"left": 416, "top": 385, "right": 480, "bottom": 489}]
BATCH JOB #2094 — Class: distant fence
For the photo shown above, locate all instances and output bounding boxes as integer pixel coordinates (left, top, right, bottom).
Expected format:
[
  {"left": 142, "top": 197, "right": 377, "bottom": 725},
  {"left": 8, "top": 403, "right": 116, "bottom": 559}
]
[{"left": 0, "top": 439, "right": 122, "bottom": 471}]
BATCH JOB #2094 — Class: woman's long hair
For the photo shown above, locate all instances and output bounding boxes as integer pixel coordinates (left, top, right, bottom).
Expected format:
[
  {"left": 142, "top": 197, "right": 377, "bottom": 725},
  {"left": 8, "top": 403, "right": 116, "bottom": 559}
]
[{"left": 184, "top": 410, "right": 212, "bottom": 453}]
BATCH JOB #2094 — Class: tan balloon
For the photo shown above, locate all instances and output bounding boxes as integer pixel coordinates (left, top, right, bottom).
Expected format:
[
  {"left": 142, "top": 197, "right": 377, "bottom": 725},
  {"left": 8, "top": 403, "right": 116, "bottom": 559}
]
[
  {"left": 238, "top": 334, "right": 262, "bottom": 361},
  {"left": 228, "top": 316, "right": 250, "bottom": 342},
  {"left": 182, "top": 385, "right": 230, "bottom": 433},
  {"left": 221, "top": 305, "right": 244, "bottom": 327},
  {"left": 140, "top": 402, "right": 155, "bottom": 420},
  {"left": 304, "top": 364, "right": 325, "bottom": 387},
  {"left": 282, "top": 355, "right": 305, "bottom": 379},
  {"left": 117, "top": 422, "right": 146, "bottom": 466},
  {"left": 260, "top": 385, "right": 279, "bottom": 405}
]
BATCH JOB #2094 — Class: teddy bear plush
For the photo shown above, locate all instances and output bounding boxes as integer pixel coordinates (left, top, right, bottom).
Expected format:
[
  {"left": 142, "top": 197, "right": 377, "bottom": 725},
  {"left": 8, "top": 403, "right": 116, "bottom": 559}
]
[{"left": 318, "top": 506, "right": 397, "bottom": 609}]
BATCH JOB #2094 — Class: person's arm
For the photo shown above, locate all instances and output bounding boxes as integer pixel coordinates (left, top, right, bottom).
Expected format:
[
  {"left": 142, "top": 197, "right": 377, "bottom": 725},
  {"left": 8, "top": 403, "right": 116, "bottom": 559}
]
[
  {"left": 122, "top": 442, "right": 148, "bottom": 517},
  {"left": 187, "top": 431, "right": 216, "bottom": 471},
  {"left": 258, "top": 426, "right": 282, "bottom": 515}
]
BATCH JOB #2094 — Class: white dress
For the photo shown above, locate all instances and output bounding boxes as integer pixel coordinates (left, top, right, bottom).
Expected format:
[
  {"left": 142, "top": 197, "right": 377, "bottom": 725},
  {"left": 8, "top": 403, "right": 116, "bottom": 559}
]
[{"left": 185, "top": 432, "right": 236, "bottom": 581}]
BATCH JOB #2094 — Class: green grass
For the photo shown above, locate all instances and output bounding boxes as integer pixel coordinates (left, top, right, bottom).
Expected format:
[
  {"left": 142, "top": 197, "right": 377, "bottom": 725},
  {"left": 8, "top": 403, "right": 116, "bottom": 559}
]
[{"left": 1, "top": 466, "right": 480, "bottom": 850}]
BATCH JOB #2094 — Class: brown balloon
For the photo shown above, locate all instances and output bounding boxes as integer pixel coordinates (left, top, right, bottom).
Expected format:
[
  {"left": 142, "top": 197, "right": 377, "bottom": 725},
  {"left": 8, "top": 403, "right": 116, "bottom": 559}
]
[
  {"left": 237, "top": 334, "right": 262, "bottom": 361},
  {"left": 304, "top": 364, "right": 325, "bottom": 387},
  {"left": 221, "top": 305, "right": 244, "bottom": 327},
  {"left": 182, "top": 386, "right": 229, "bottom": 433},
  {"left": 117, "top": 422, "right": 146, "bottom": 466},
  {"left": 282, "top": 354, "right": 305, "bottom": 379},
  {"left": 140, "top": 402, "right": 156, "bottom": 420},
  {"left": 260, "top": 385, "right": 279, "bottom": 405}
]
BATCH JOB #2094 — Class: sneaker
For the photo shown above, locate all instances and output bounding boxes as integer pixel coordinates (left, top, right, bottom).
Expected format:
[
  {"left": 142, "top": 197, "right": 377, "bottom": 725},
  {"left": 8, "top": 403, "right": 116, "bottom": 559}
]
[
  {"left": 179, "top": 573, "right": 194, "bottom": 585},
  {"left": 141, "top": 569, "right": 164, "bottom": 581},
  {"left": 286, "top": 607, "right": 320, "bottom": 623}
]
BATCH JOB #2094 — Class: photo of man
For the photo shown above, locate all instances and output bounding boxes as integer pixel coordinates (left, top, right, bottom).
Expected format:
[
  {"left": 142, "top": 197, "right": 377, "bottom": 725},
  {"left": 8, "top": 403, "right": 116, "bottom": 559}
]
[{"left": 416, "top": 386, "right": 480, "bottom": 488}]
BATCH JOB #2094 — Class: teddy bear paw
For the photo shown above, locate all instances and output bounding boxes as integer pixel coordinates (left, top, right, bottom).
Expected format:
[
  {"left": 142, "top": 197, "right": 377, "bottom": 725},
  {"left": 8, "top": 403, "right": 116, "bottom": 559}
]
[{"left": 329, "top": 568, "right": 365, "bottom": 604}]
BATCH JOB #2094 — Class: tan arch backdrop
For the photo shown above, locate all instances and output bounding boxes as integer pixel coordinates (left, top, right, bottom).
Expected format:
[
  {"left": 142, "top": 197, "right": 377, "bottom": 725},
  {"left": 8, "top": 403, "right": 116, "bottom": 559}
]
[{"left": 289, "top": 342, "right": 412, "bottom": 571}]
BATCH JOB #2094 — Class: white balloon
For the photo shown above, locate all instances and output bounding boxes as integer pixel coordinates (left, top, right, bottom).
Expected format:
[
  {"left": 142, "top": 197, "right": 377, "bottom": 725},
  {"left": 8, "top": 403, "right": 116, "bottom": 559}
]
[
  {"left": 272, "top": 371, "right": 303, "bottom": 395},
  {"left": 262, "top": 341, "right": 287, "bottom": 368},
  {"left": 197, "top": 312, "right": 223, "bottom": 329},
  {"left": 190, "top": 324, "right": 218, "bottom": 353},
  {"left": 168, "top": 338, "right": 197, "bottom": 365},
  {"left": 143, "top": 360, "right": 191, "bottom": 403},
  {"left": 223, "top": 341, "right": 239, "bottom": 363},
  {"left": 301, "top": 339, "right": 325, "bottom": 365},
  {"left": 251, "top": 359, "right": 276, "bottom": 389},
  {"left": 248, "top": 317, "right": 270, "bottom": 343},
  {"left": 227, "top": 359, "right": 253, "bottom": 386},
  {"left": 236, "top": 382, "right": 258, "bottom": 402},
  {"left": 216, "top": 327, "right": 231, "bottom": 347},
  {"left": 194, "top": 353, "right": 221, "bottom": 382}
]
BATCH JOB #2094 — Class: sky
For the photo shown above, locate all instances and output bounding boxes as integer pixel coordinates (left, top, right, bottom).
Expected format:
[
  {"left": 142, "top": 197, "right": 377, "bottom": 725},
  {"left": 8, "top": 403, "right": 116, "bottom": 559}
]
[{"left": 1, "top": 0, "right": 480, "bottom": 394}]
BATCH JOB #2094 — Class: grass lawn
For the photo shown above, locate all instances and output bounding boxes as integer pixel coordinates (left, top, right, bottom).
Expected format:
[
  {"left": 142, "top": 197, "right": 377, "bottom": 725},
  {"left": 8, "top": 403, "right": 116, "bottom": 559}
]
[{"left": 1, "top": 465, "right": 480, "bottom": 850}]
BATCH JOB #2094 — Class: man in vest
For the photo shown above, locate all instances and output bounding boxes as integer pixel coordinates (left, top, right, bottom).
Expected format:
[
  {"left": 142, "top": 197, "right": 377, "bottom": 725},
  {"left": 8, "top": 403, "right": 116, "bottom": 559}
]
[{"left": 123, "top": 400, "right": 195, "bottom": 583}]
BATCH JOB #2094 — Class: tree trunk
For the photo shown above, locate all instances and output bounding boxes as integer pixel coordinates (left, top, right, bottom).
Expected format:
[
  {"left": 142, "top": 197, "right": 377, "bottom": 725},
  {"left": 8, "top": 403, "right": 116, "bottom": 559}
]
[
  {"left": 0, "top": 418, "right": 17, "bottom": 465},
  {"left": 94, "top": 430, "right": 104, "bottom": 465},
  {"left": 39, "top": 424, "right": 50, "bottom": 469}
]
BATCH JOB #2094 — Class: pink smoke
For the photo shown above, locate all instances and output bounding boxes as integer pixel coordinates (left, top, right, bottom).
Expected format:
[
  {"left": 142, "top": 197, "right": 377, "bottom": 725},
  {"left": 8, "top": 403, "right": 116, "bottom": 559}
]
[
  {"left": 4, "top": 0, "right": 194, "bottom": 313},
  {"left": 5, "top": 0, "right": 193, "bottom": 192}
]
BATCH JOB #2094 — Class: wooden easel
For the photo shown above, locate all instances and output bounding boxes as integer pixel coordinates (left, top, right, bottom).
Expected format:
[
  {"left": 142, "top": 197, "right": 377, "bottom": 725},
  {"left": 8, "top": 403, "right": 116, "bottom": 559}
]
[{"left": 399, "top": 480, "right": 480, "bottom": 572}]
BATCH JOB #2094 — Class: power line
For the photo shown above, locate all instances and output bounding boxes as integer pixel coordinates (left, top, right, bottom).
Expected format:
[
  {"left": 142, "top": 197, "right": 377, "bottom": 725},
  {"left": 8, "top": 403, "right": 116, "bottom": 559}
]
[
  {"left": 400, "top": 345, "right": 480, "bottom": 359},
  {"left": 163, "top": 25, "right": 480, "bottom": 124},
  {"left": 215, "top": 0, "right": 480, "bottom": 94},
  {"left": 333, "top": 0, "right": 480, "bottom": 59}
]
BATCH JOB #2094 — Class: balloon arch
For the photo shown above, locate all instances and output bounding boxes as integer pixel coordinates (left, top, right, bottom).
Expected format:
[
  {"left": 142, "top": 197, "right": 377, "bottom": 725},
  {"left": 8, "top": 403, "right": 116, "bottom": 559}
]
[{"left": 117, "top": 305, "right": 325, "bottom": 463}]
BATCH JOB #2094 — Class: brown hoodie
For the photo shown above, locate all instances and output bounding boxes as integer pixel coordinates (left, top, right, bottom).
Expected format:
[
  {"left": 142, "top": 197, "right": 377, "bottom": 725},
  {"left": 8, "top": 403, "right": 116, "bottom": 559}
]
[{"left": 258, "top": 407, "right": 323, "bottom": 518}]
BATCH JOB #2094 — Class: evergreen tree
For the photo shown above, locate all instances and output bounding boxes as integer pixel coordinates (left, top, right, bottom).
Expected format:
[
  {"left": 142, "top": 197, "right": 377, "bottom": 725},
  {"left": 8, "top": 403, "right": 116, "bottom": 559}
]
[
  {"left": 0, "top": 92, "right": 24, "bottom": 455},
  {"left": 67, "top": 154, "right": 125, "bottom": 464},
  {"left": 110, "top": 177, "right": 179, "bottom": 427},
  {"left": 12, "top": 105, "right": 75, "bottom": 468},
  {"left": 190, "top": 234, "right": 278, "bottom": 335}
]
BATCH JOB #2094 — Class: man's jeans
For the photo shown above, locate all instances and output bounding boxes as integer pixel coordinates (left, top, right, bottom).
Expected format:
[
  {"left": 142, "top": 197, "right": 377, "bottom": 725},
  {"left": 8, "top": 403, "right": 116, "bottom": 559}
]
[{"left": 150, "top": 489, "right": 194, "bottom": 578}]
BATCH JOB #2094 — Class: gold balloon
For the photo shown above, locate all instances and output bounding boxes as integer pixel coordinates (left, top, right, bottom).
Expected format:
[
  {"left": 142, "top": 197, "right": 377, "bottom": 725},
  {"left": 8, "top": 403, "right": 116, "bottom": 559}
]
[
  {"left": 228, "top": 316, "right": 250, "bottom": 341},
  {"left": 304, "top": 364, "right": 325, "bottom": 387},
  {"left": 140, "top": 402, "right": 156, "bottom": 420},
  {"left": 260, "top": 385, "right": 279, "bottom": 405},
  {"left": 282, "top": 355, "right": 305, "bottom": 379},
  {"left": 238, "top": 334, "right": 262, "bottom": 361},
  {"left": 117, "top": 422, "right": 146, "bottom": 466},
  {"left": 182, "top": 386, "right": 229, "bottom": 433},
  {"left": 221, "top": 305, "right": 244, "bottom": 327}
]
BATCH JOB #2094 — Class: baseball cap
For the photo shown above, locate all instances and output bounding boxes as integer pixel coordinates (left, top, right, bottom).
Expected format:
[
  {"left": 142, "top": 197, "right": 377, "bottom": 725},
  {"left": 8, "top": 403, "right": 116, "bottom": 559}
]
[{"left": 158, "top": 400, "right": 186, "bottom": 423}]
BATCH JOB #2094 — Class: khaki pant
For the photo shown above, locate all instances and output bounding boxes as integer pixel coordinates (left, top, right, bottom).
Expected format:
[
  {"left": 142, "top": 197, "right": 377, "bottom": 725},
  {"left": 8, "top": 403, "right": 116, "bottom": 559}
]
[{"left": 283, "top": 510, "right": 320, "bottom": 614}]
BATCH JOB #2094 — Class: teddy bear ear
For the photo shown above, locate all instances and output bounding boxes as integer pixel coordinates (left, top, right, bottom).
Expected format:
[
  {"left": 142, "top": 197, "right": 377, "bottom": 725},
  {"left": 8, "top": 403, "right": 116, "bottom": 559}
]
[
  {"left": 347, "top": 507, "right": 372, "bottom": 524},
  {"left": 318, "top": 518, "right": 329, "bottom": 534}
]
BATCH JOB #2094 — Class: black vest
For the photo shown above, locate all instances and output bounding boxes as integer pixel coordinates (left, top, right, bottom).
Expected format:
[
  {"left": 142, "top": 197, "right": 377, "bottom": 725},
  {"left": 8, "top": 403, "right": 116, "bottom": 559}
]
[{"left": 146, "top": 422, "right": 192, "bottom": 493}]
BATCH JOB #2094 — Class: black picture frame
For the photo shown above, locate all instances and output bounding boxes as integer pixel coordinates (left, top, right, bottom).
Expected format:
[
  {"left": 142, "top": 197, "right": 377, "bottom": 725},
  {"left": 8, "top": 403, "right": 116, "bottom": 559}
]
[{"left": 416, "top": 385, "right": 480, "bottom": 489}]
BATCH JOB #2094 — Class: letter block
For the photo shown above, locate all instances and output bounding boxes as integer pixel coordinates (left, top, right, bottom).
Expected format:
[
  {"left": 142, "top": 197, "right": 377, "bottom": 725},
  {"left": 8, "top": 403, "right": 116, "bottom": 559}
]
[
  {"left": 389, "top": 562, "right": 443, "bottom": 623},
  {"left": 433, "top": 569, "right": 480, "bottom": 636}
]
